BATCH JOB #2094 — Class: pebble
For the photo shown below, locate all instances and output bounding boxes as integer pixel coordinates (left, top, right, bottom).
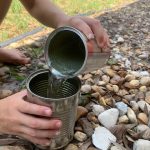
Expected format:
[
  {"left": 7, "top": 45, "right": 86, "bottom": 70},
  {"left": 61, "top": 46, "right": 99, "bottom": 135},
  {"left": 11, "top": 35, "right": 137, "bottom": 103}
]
[
  {"left": 140, "top": 77, "right": 150, "bottom": 86},
  {"left": 139, "top": 86, "right": 147, "bottom": 92},
  {"left": 92, "top": 126, "right": 116, "bottom": 150},
  {"left": 76, "top": 106, "right": 88, "bottom": 121},
  {"left": 111, "top": 146, "right": 121, "bottom": 150},
  {"left": 137, "top": 100, "right": 150, "bottom": 112},
  {"left": 78, "top": 118, "right": 94, "bottom": 137},
  {"left": 133, "top": 139, "right": 150, "bottom": 150},
  {"left": 117, "top": 37, "right": 125, "bottom": 43},
  {"left": 81, "top": 84, "right": 91, "bottom": 93},
  {"left": 127, "top": 107, "right": 137, "bottom": 123},
  {"left": 130, "top": 101, "right": 139, "bottom": 112},
  {"left": 0, "top": 66, "right": 10, "bottom": 76},
  {"left": 118, "top": 115, "right": 129, "bottom": 124},
  {"left": 137, "top": 113, "right": 148, "bottom": 125},
  {"left": 74, "top": 131, "right": 87, "bottom": 142},
  {"left": 20, "top": 66, "right": 27, "bottom": 71},
  {"left": 0, "top": 89, "right": 13, "bottom": 99},
  {"left": 136, "top": 124, "right": 149, "bottom": 133},
  {"left": 129, "top": 80, "right": 140, "bottom": 88},
  {"left": 64, "top": 144, "right": 78, "bottom": 150},
  {"left": 30, "top": 41, "right": 41, "bottom": 48},
  {"left": 115, "top": 102, "right": 128, "bottom": 116},
  {"left": 145, "top": 92, "right": 150, "bottom": 104},
  {"left": 98, "top": 108, "right": 119, "bottom": 128},
  {"left": 92, "top": 104, "right": 105, "bottom": 116}
]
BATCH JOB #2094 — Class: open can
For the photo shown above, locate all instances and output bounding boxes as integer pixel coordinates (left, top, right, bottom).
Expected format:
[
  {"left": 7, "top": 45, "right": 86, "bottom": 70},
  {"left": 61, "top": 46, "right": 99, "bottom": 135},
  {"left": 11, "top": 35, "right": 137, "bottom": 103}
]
[
  {"left": 26, "top": 69, "right": 81, "bottom": 149},
  {"left": 45, "top": 26, "right": 110, "bottom": 78}
]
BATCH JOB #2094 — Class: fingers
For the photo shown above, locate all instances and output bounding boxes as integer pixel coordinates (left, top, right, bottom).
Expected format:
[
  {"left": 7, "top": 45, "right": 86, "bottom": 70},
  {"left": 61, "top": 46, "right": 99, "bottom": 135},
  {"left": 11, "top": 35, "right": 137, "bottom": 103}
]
[
  {"left": 19, "top": 133, "right": 51, "bottom": 146},
  {"left": 69, "top": 16, "right": 95, "bottom": 40},
  {"left": 20, "top": 113, "right": 62, "bottom": 130},
  {"left": 21, "top": 126, "right": 59, "bottom": 139},
  {"left": 80, "top": 17, "right": 110, "bottom": 52},
  {"left": 18, "top": 99, "right": 52, "bottom": 117}
]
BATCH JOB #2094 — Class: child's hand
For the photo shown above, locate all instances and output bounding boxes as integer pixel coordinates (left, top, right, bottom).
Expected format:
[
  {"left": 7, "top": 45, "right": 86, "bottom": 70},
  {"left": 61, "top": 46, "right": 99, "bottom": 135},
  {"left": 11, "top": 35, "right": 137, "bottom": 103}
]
[{"left": 0, "top": 90, "right": 62, "bottom": 146}]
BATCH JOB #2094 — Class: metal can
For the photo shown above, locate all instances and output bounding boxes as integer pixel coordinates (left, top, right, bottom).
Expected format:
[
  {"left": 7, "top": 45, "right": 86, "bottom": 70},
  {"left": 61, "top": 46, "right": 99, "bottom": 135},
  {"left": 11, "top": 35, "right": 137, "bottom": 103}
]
[
  {"left": 45, "top": 26, "right": 110, "bottom": 78},
  {"left": 26, "top": 69, "right": 81, "bottom": 149}
]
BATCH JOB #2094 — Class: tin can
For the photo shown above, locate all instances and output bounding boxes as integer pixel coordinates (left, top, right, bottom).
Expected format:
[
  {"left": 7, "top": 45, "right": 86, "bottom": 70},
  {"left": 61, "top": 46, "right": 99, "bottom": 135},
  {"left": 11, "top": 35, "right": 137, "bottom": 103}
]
[
  {"left": 26, "top": 69, "right": 81, "bottom": 149},
  {"left": 45, "top": 26, "right": 110, "bottom": 78}
]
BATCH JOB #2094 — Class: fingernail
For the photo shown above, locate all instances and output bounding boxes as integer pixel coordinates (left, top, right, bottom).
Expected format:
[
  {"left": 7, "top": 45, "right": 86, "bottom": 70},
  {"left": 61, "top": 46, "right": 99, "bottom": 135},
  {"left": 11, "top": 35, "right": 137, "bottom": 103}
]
[
  {"left": 87, "top": 34, "right": 94, "bottom": 40},
  {"left": 45, "top": 142, "right": 51, "bottom": 146},
  {"left": 44, "top": 109, "right": 51, "bottom": 116},
  {"left": 56, "top": 121, "right": 62, "bottom": 128}
]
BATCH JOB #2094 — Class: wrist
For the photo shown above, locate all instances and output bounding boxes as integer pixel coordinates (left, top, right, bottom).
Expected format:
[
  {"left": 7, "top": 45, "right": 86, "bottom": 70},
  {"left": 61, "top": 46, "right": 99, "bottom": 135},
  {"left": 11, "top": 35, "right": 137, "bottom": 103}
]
[{"left": 55, "top": 15, "right": 71, "bottom": 28}]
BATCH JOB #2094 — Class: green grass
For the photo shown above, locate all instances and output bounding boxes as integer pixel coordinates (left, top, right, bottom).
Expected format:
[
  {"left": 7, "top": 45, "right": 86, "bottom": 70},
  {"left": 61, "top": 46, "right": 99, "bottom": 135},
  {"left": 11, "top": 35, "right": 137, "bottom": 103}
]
[{"left": 0, "top": 0, "right": 135, "bottom": 42}]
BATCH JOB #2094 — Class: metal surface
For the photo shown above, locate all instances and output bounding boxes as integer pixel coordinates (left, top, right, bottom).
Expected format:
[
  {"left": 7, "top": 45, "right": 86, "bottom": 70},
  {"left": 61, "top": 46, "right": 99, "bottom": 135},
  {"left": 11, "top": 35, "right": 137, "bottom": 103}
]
[
  {"left": 26, "top": 69, "right": 81, "bottom": 150},
  {"left": 45, "top": 26, "right": 87, "bottom": 78},
  {"left": 45, "top": 26, "right": 110, "bottom": 78}
]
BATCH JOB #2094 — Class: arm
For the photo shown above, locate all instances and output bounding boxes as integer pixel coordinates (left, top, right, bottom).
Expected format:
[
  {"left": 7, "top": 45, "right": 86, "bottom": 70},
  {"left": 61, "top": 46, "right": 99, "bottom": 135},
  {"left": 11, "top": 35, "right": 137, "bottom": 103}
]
[
  {"left": 20, "top": 0, "right": 69, "bottom": 28},
  {"left": 0, "top": 0, "right": 12, "bottom": 24},
  {"left": 20, "top": 0, "right": 110, "bottom": 51}
]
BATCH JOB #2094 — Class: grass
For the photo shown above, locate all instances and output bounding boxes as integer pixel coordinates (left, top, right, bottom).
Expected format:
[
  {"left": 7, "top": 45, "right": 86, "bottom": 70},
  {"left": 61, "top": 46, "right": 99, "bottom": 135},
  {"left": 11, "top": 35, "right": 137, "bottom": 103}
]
[{"left": 0, "top": 0, "right": 135, "bottom": 42}]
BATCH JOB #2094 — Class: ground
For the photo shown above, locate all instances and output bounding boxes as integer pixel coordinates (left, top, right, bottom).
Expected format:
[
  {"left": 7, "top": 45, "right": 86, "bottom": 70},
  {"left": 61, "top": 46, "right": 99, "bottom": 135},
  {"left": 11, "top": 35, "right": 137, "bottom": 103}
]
[{"left": 0, "top": 0, "right": 150, "bottom": 149}]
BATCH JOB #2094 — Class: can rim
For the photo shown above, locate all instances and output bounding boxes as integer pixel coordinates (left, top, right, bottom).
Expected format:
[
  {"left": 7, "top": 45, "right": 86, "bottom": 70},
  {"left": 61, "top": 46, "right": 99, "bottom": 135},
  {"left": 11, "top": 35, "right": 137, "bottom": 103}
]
[
  {"left": 26, "top": 69, "right": 81, "bottom": 101},
  {"left": 44, "top": 26, "right": 88, "bottom": 78}
]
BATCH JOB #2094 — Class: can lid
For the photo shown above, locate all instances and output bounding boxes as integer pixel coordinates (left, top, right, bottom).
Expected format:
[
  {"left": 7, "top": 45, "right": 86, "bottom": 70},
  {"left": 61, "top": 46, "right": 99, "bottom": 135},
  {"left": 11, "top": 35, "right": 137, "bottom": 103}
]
[{"left": 44, "top": 26, "right": 88, "bottom": 78}]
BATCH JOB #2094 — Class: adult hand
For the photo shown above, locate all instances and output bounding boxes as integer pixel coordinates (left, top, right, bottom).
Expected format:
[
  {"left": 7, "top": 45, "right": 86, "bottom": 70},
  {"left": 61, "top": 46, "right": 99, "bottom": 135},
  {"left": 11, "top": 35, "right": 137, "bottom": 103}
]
[
  {"left": 59, "top": 16, "right": 110, "bottom": 52},
  {"left": 0, "top": 90, "right": 62, "bottom": 146}
]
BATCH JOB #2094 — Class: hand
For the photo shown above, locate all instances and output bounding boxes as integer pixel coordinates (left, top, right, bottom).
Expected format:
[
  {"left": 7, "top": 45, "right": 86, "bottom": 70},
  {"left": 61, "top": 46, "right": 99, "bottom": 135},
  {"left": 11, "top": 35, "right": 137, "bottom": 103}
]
[
  {"left": 59, "top": 16, "right": 110, "bottom": 52},
  {"left": 0, "top": 90, "right": 62, "bottom": 146}
]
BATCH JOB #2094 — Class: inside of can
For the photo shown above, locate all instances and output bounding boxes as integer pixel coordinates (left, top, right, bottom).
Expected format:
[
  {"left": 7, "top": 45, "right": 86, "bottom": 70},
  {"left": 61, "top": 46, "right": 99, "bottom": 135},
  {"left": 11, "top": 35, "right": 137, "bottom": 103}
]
[
  {"left": 28, "top": 71, "right": 80, "bottom": 99},
  {"left": 47, "top": 29, "right": 86, "bottom": 77}
]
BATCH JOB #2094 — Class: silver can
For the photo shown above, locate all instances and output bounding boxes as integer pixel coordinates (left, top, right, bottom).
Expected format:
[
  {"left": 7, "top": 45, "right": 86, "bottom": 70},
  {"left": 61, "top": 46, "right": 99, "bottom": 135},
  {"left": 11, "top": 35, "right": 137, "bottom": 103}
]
[
  {"left": 26, "top": 69, "right": 81, "bottom": 149},
  {"left": 45, "top": 26, "right": 110, "bottom": 78}
]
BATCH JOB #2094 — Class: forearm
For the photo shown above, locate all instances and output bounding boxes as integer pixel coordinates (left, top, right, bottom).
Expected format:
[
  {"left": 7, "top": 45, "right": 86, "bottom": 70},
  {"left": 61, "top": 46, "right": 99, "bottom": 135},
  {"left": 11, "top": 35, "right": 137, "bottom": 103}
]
[
  {"left": 0, "top": 0, "right": 12, "bottom": 24},
  {"left": 20, "top": 0, "right": 70, "bottom": 28}
]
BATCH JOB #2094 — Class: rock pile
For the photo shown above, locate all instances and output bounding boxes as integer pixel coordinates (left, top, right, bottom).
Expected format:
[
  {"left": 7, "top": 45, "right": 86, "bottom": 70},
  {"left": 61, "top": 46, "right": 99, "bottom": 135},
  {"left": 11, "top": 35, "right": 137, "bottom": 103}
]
[{"left": 0, "top": 0, "right": 150, "bottom": 149}]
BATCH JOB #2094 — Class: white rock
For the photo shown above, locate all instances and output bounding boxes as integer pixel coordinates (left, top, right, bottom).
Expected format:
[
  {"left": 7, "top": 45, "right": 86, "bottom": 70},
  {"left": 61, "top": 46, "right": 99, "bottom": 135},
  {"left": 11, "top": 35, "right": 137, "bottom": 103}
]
[
  {"left": 117, "top": 37, "right": 124, "bottom": 43},
  {"left": 92, "top": 105, "right": 105, "bottom": 116},
  {"left": 98, "top": 108, "right": 119, "bottom": 128},
  {"left": 114, "top": 53, "right": 123, "bottom": 61},
  {"left": 115, "top": 102, "right": 128, "bottom": 116},
  {"left": 136, "top": 124, "right": 149, "bottom": 133},
  {"left": 81, "top": 84, "right": 91, "bottom": 93},
  {"left": 139, "top": 71, "right": 149, "bottom": 77},
  {"left": 133, "top": 139, "right": 150, "bottom": 150},
  {"left": 111, "top": 146, "right": 121, "bottom": 150},
  {"left": 92, "top": 127, "right": 116, "bottom": 150},
  {"left": 125, "top": 59, "right": 131, "bottom": 68},
  {"left": 127, "top": 107, "right": 137, "bottom": 123}
]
